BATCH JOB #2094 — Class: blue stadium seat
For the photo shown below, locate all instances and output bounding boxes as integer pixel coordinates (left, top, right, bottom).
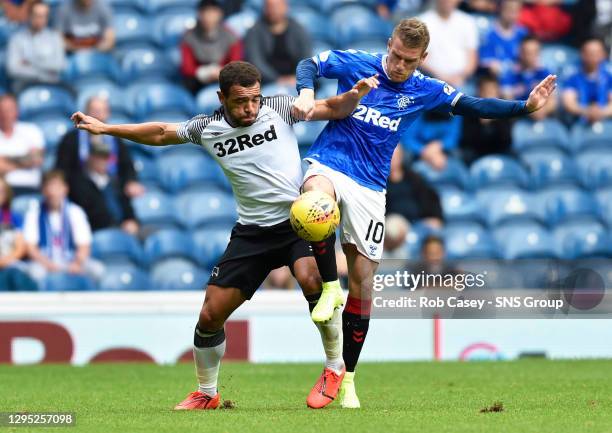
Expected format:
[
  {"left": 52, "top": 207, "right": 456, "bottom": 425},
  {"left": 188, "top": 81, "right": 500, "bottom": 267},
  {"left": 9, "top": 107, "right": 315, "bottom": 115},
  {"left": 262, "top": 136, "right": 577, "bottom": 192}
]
[
  {"left": 317, "top": 80, "right": 339, "bottom": 98},
  {"left": 41, "top": 273, "right": 96, "bottom": 291},
  {"left": 469, "top": 154, "right": 529, "bottom": 189},
  {"left": 113, "top": 12, "right": 153, "bottom": 49},
  {"left": 129, "top": 148, "right": 158, "bottom": 182},
  {"left": 99, "top": 264, "right": 151, "bottom": 290},
  {"left": 293, "top": 121, "right": 326, "bottom": 146},
  {"left": 152, "top": 10, "right": 197, "bottom": 47},
  {"left": 576, "top": 150, "right": 612, "bottom": 190},
  {"left": 76, "top": 82, "right": 129, "bottom": 116},
  {"left": 493, "top": 225, "right": 556, "bottom": 260},
  {"left": 512, "top": 119, "right": 570, "bottom": 153},
  {"left": 63, "top": 51, "right": 122, "bottom": 86},
  {"left": 92, "top": 229, "right": 145, "bottom": 267},
  {"left": 10, "top": 194, "right": 40, "bottom": 218},
  {"left": 225, "top": 9, "right": 258, "bottom": 38},
  {"left": 108, "top": 0, "right": 144, "bottom": 13},
  {"left": 570, "top": 120, "right": 612, "bottom": 153},
  {"left": 261, "top": 83, "right": 297, "bottom": 96},
  {"left": 330, "top": 6, "right": 392, "bottom": 48},
  {"left": 175, "top": 190, "right": 238, "bottom": 229},
  {"left": 484, "top": 190, "right": 545, "bottom": 227},
  {"left": 413, "top": 157, "right": 471, "bottom": 190},
  {"left": 522, "top": 152, "right": 579, "bottom": 189},
  {"left": 0, "top": 52, "right": 7, "bottom": 91},
  {"left": 289, "top": 7, "right": 332, "bottom": 43},
  {"left": 312, "top": 40, "right": 334, "bottom": 57},
  {"left": 132, "top": 189, "right": 180, "bottom": 229},
  {"left": 18, "top": 85, "right": 75, "bottom": 119},
  {"left": 444, "top": 226, "right": 499, "bottom": 259},
  {"left": 439, "top": 189, "right": 483, "bottom": 224},
  {"left": 138, "top": 0, "right": 197, "bottom": 13},
  {"left": 121, "top": 48, "right": 176, "bottom": 83},
  {"left": 594, "top": 187, "right": 612, "bottom": 227},
  {"left": 129, "top": 83, "right": 195, "bottom": 120},
  {"left": 144, "top": 229, "right": 199, "bottom": 265},
  {"left": 553, "top": 220, "right": 608, "bottom": 259},
  {"left": 0, "top": 17, "right": 19, "bottom": 47},
  {"left": 157, "top": 152, "right": 225, "bottom": 192},
  {"left": 151, "top": 258, "right": 208, "bottom": 290},
  {"left": 351, "top": 38, "right": 387, "bottom": 54},
  {"left": 537, "top": 187, "right": 601, "bottom": 226},
  {"left": 195, "top": 84, "right": 221, "bottom": 114},
  {"left": 320, "top": 0, "right": 378, "bottom": 13},
  {"left": 540, "top": 44, "right": 580, "bottom": 74},
  {"left": 192, "top": 226, "right": 232, "bottom": 269},
  {"left": 37, "top": 116, "right": 71, "bottom": 150}
]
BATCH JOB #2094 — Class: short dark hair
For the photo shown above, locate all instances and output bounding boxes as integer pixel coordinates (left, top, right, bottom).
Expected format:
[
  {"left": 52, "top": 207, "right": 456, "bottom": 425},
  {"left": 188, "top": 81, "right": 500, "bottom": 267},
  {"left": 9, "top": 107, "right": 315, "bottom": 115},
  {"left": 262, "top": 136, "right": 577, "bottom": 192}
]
[
  {"left": 421, "top": 234, "right": 444, "bottom": 251},
  {"left": 198, "top": 0, "right": 222, "bottom": 9},
  {"left": 219, "top": 61, "right": 262, "bottom": 97},
  {"left": 520, "top": 35, "right": 540, "bottom": 47},
  {"left": 42, "top": 170, "right": 67, "bottom": 187},
  {"left": 477, "top": 71, "right": 499, "bottom": 89}
]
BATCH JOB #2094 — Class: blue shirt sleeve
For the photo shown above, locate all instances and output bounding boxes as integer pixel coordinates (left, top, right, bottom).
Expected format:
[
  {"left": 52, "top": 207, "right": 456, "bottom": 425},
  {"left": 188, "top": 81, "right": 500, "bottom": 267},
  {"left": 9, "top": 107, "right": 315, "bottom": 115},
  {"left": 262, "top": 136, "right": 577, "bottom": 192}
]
[
  {"left": 563, "top": 71, "right": 580, "bottom": 92},
  {"left": 312, "top": 49, "right": 374, "bottom": 80},
  {"left": 422, "top": 77, "right": 463, "bottom": 113}
]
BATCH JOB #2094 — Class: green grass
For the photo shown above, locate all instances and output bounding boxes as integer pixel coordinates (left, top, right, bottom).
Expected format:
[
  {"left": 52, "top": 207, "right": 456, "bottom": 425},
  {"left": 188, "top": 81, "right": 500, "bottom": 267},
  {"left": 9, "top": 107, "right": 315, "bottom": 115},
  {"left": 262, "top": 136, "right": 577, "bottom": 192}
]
[{"left": 1, "top": 360, "right": 612, "bottom": 433}]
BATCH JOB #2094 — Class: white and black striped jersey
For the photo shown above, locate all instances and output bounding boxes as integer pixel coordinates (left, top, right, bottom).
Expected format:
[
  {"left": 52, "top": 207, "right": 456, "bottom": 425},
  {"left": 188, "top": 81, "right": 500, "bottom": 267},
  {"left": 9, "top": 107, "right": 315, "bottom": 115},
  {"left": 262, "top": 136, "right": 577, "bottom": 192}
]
[{"left": 176, "top": 96, "right": 303, "bottom": 227}]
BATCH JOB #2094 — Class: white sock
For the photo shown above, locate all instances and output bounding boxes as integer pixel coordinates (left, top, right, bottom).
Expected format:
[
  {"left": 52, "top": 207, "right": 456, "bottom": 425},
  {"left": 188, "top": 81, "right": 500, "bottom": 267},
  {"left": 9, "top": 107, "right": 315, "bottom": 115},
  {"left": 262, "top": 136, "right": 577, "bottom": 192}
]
[
  {"left": 193, "top": 327, "right": 226, "bottom": 396},
  {"left": 314, "top": 308, "right": 344, "bottom": 374}
]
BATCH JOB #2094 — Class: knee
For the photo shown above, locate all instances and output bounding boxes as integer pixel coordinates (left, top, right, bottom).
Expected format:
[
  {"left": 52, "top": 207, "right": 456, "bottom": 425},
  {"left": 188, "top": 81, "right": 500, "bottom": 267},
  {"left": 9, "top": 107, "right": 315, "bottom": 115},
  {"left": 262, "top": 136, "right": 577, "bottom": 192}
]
[
  {"left": 295, "top": 268, "right": 322, "bottom": 295},
  {"left": 198, "top": 306, "right": 225, "bottom": 331}
]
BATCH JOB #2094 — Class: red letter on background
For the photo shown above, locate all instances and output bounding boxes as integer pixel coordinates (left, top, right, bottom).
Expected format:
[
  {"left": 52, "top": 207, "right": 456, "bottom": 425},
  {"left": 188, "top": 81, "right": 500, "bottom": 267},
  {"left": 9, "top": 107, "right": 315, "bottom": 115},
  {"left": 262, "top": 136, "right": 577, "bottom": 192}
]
[{"left": 0, "top": 322, "right": 73, "bottom": 364}]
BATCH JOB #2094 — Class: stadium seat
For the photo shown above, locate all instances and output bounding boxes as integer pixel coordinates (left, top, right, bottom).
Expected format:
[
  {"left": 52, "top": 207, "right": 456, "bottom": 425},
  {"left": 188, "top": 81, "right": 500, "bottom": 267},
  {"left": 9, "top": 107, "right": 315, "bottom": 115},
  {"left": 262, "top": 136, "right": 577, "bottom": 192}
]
[
  {"left": 114, "top": 12, "right": 150, "bottom": 48},
  {"left": 150, "top": 258, "right": 208, "bottom": 290},
  {"left": 439, "top": 189, "right": 483, "bottom": 224},
  {"left": 144, "top": 229, "right": 199, "bottom": 265},
  {"left": 129, "top": 83, "right": 196, "bottom": 120},
  {"left": 108, "top": 0, "right": 144, "bottom": 13},
  {"left": 511, "top": 119, "right": 570, "bottom": 153},
  {"left": 594, "top": 186, "right": 612, "bottom": 227},
  {"left": 293, "top": 121, "right": 326, "bottom": 147},
  {"left": 10, "top": 194, "right": 40, "bottom": 217},
  {"left": 132, "top": 189, "right": 180, "bottom": 230},
  {"left": 330, "top": 5, "right": 392, "bottom": 48},
  {"left": 570, "top": 120, "right": 612, "bottom": 153},
  {"left": 157, "top": 151, "right": 225, "bottom": 192},
  {"left": 152, "top": 10, "right": 196, "bottom": 47},
  {"left": 0, "top": 17, "right": 19, "bottom": 47},
  {"left": 129, "top": 148, "right": 158, "bottom": 182},
  {"left": 540, "top": 44, "right": 580, "bottom": 75},
  {"left": 76, "top": 82, "right": 130, "bottom": 116},
  {"left": 312, "top": 40, "right": 334, "bottom": 57},
  {"left": 41, "top": 273, "right": 96, "bottom": 291},
  {"left": 317, "top": 80, "right": 339, "bottom": 98},
  {"left": 261, "top": 83, "right": 297, "bottom": 97},
  {"left": 92, "top": 229, "right": 145, "bottom": 267},
  {"left": 443, "top": 225, "right": 499, "bottom": 260},
  {"left": 224, "top": 9, "right": 258, "bottom": 38},
  {"left": 37, "top": 116, "right": 72, "bottom": 150},
  {"left": 192, "top": 226, "right": 232, "bottom": 269},
  {"left": 18, "top": 85, "right": 75, "bottom": 119},
  {"left": 469, "top": 154, "right": 529, "bottom": 189},
  {"left": 538, "top": 187, "right": 601, "bottom": 226},
  {"left": 493, "top": 225, "right": 556, "bottom": 260},
  {"left": 351, "top": 38, "right": 388, "bottom": 54},
  {"left": 320, "top": 0, "right": 378, "bottom": 13},
  {"left": 196, "top": 84, "right": 222, "bottom": 114},
  {"left": 553, "top": 220, "right": 609, "bottom": 259},
  {"left": 175, "top": 190, "right": 238, "bottom": 229},
  {"left": 413, "top": 157, "right": 471, "bottom": 190},
  {"left": 522, "top": 152, "right": 579, "bottom": 189},
  {"left": 63, "top": 51, "right": 122, "bottom": 86},
  {"left": 98, "top": 264, "right": 151, "bottom": 290},
  {"left": 289, "top": 7, "right": 332, "bottom": 43},
  {"left": 121, "top": 48, "right": 176, "bottom": 83},
  {"left": 484, "top": 190, "right": 545, "bottom": 227},
  {"left": 403, "top": 221, "right": 441, "bottom": 259},
  {"left": 576, "top": 150, "right": 612, "bottom": 190},
  {"left": 138, "top": 0, "right": 197, "bottom": 14}
]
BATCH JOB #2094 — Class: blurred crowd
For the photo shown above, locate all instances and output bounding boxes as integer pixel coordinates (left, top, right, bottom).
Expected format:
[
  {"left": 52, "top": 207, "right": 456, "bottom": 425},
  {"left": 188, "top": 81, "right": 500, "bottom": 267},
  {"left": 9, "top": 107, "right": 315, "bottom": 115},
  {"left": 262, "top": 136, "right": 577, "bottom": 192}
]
[{"left": 0, "top": 0, "right": 611, "bottom": 290}]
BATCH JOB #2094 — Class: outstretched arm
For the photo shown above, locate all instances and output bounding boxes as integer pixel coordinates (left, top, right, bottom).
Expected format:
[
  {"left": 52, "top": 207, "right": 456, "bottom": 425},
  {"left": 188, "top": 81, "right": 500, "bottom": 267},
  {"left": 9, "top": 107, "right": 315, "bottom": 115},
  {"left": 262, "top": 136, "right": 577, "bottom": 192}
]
[
  {"left": 70, "top": 112, "right": 183, "bottom": 146},
  {"left": 308, "top": 74, "right": 380, "bottom": 121},
  {"left": 453, "top": 75, "right": 557, "bottom": 119}
]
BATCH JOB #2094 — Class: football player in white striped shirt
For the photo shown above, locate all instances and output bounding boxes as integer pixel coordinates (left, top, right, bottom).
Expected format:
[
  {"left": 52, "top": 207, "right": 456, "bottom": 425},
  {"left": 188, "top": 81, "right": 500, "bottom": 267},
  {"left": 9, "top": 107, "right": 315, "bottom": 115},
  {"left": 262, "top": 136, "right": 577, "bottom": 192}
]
[{"left": 71, "top": 61, "right": 379, "bottom": 410}]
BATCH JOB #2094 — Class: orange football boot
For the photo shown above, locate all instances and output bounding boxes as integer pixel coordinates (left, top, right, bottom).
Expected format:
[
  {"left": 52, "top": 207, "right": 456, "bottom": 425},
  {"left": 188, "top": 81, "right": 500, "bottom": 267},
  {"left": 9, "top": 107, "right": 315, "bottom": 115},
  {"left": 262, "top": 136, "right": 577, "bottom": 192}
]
[
  {"left": 306, "top": 367, "right": 346, "bottom": 409},
  {"left": 174, "top": 391, "right": 220, "bottom": 410}
]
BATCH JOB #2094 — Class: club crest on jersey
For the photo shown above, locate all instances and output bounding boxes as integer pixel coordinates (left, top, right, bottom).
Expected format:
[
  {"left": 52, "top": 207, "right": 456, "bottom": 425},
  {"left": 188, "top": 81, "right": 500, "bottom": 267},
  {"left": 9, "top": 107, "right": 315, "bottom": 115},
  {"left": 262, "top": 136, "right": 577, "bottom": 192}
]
[
  {"left": 396, "top": 94, "right": 414, "bottom": 110},
  {"left": 368, "top": 244, "right": 378, "bottom": 256},
  {"left": 352, "top": 105, "right": 401, "bottom": 131}
]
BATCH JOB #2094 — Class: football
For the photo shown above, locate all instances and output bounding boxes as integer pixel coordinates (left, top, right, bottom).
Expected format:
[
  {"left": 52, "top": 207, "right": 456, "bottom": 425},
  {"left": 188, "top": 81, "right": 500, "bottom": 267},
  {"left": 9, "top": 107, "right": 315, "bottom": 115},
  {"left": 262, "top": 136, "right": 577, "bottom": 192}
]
[{"left": 290, "top": 190, "right": 340, "bottom": 242}]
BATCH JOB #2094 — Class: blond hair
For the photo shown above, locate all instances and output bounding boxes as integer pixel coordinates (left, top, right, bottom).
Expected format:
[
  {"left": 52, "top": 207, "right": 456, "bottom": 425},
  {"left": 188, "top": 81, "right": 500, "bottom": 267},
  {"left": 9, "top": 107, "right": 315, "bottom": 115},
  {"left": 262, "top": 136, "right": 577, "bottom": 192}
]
[{"left": 392, "top": 18, "right": 430, "bottom": 52}]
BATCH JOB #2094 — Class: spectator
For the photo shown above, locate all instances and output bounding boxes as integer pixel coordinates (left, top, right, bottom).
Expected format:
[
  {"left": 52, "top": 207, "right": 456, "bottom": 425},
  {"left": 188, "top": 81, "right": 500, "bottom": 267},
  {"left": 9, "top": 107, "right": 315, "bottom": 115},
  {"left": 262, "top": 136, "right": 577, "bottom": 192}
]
[
  {"left": 377, "top": 0, "right": 425, "bottom": 23},
  {"left": 401, "top": 111, "right": 462, "bottom": 171},
  {"left": 263, "top": 266, "right": 296, "bottom": 289},
  {"left": 562, "top": 38, "right": 612, "bottom": 124},
  {"left": 500, "top": 36, "right": 557, "bottom": 120},
  {"left": 386, "top": 145, "right": 443, "bottom": 229},
  {"left": 0, "top": 176, "right": 37, "bottom": 290},
  {"left": 23, "top": 170, "right": 104, "bottom": 285},
  {"left": 181, "top": 0, "right": 242, "bottom": 95},
  {"left": 479, "top": 0, "right": 528, "bottom": 77},
  {"left": 460, "top": 0, "right": 499, "bottom": 15},
  {"left": 244, "top": 0, "right": 311, "bottom": 85},
  {"left": 518, "top": 0, "right": 571, "bottom": 42},
  {"left": 56, "top": 96, "right": 144, "bottom": 204},
  {"left": 420, "top": 0, "right": 479, "bottom": 88},
  {"left": 1, "top": 0, "right": 36, "bottom": 23},
  {"left": 460, "top": 73, "right": 512, "bottom": 163},
  {"left": 409, "top": 235, "right": 459, "bottom": 289},
  {"left": 6, "top": 1, "right": 66, "bottom": 93},
  {"left": 56, "top": 0, "right": 115, "bottom": 52},
  {"left": 0, "top": 94, "right": 45, "bottom": 195}
]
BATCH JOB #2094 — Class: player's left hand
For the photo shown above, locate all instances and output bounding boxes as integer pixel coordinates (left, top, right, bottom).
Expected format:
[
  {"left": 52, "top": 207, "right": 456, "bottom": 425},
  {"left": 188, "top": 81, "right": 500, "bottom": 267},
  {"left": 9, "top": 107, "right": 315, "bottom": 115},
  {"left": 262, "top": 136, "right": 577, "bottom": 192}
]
[
  {"left": 350, "top": 74, "right": 380, "bottom": 99},
  {"left": 526, "top": 74, "right": 557, "bottom": 113}
]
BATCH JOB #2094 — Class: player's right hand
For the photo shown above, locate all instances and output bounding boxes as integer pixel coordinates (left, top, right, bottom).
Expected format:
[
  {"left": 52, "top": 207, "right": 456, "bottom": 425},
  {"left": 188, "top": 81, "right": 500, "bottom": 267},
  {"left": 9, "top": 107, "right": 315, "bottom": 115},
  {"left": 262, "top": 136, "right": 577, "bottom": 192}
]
[
  {"left": 70, "top": 111, "right": 107, "bottom": 135},
  {"left": 292, "top": 89, "right": 316, "bottom": 121},
  {"left": 351, "top": 74, "right": 380, "bottom": 98}
]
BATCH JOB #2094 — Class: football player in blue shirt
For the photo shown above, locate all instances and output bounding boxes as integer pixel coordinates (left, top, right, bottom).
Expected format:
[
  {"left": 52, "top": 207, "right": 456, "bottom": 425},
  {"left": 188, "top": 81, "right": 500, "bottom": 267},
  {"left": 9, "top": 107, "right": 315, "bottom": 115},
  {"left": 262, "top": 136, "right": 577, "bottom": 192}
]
[{"left": 292, "top": 17, "right": 556, "bottom": 408}]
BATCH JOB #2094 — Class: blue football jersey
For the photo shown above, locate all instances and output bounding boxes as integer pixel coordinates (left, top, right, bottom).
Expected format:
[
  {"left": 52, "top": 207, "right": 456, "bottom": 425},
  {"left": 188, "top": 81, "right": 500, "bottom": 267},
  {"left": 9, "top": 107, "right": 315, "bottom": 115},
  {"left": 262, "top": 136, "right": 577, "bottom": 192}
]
[{"left": 307, "top": 49, "right": 463, "bottom": 191}]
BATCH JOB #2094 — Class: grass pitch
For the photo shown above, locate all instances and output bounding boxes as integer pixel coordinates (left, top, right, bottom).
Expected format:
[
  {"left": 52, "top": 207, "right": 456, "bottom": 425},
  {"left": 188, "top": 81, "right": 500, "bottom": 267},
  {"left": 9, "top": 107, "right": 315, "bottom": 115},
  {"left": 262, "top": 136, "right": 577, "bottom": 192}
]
[{"left": 1, "top": 360, "right": 612, "bottom": 433}]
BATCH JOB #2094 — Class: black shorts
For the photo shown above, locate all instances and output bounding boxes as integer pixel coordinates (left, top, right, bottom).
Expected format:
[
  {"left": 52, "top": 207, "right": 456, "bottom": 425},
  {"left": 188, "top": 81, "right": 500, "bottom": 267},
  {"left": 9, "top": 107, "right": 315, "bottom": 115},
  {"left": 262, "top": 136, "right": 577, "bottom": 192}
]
[{"left": 208, "top": 219, "right": 312, "bottom": 299}]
